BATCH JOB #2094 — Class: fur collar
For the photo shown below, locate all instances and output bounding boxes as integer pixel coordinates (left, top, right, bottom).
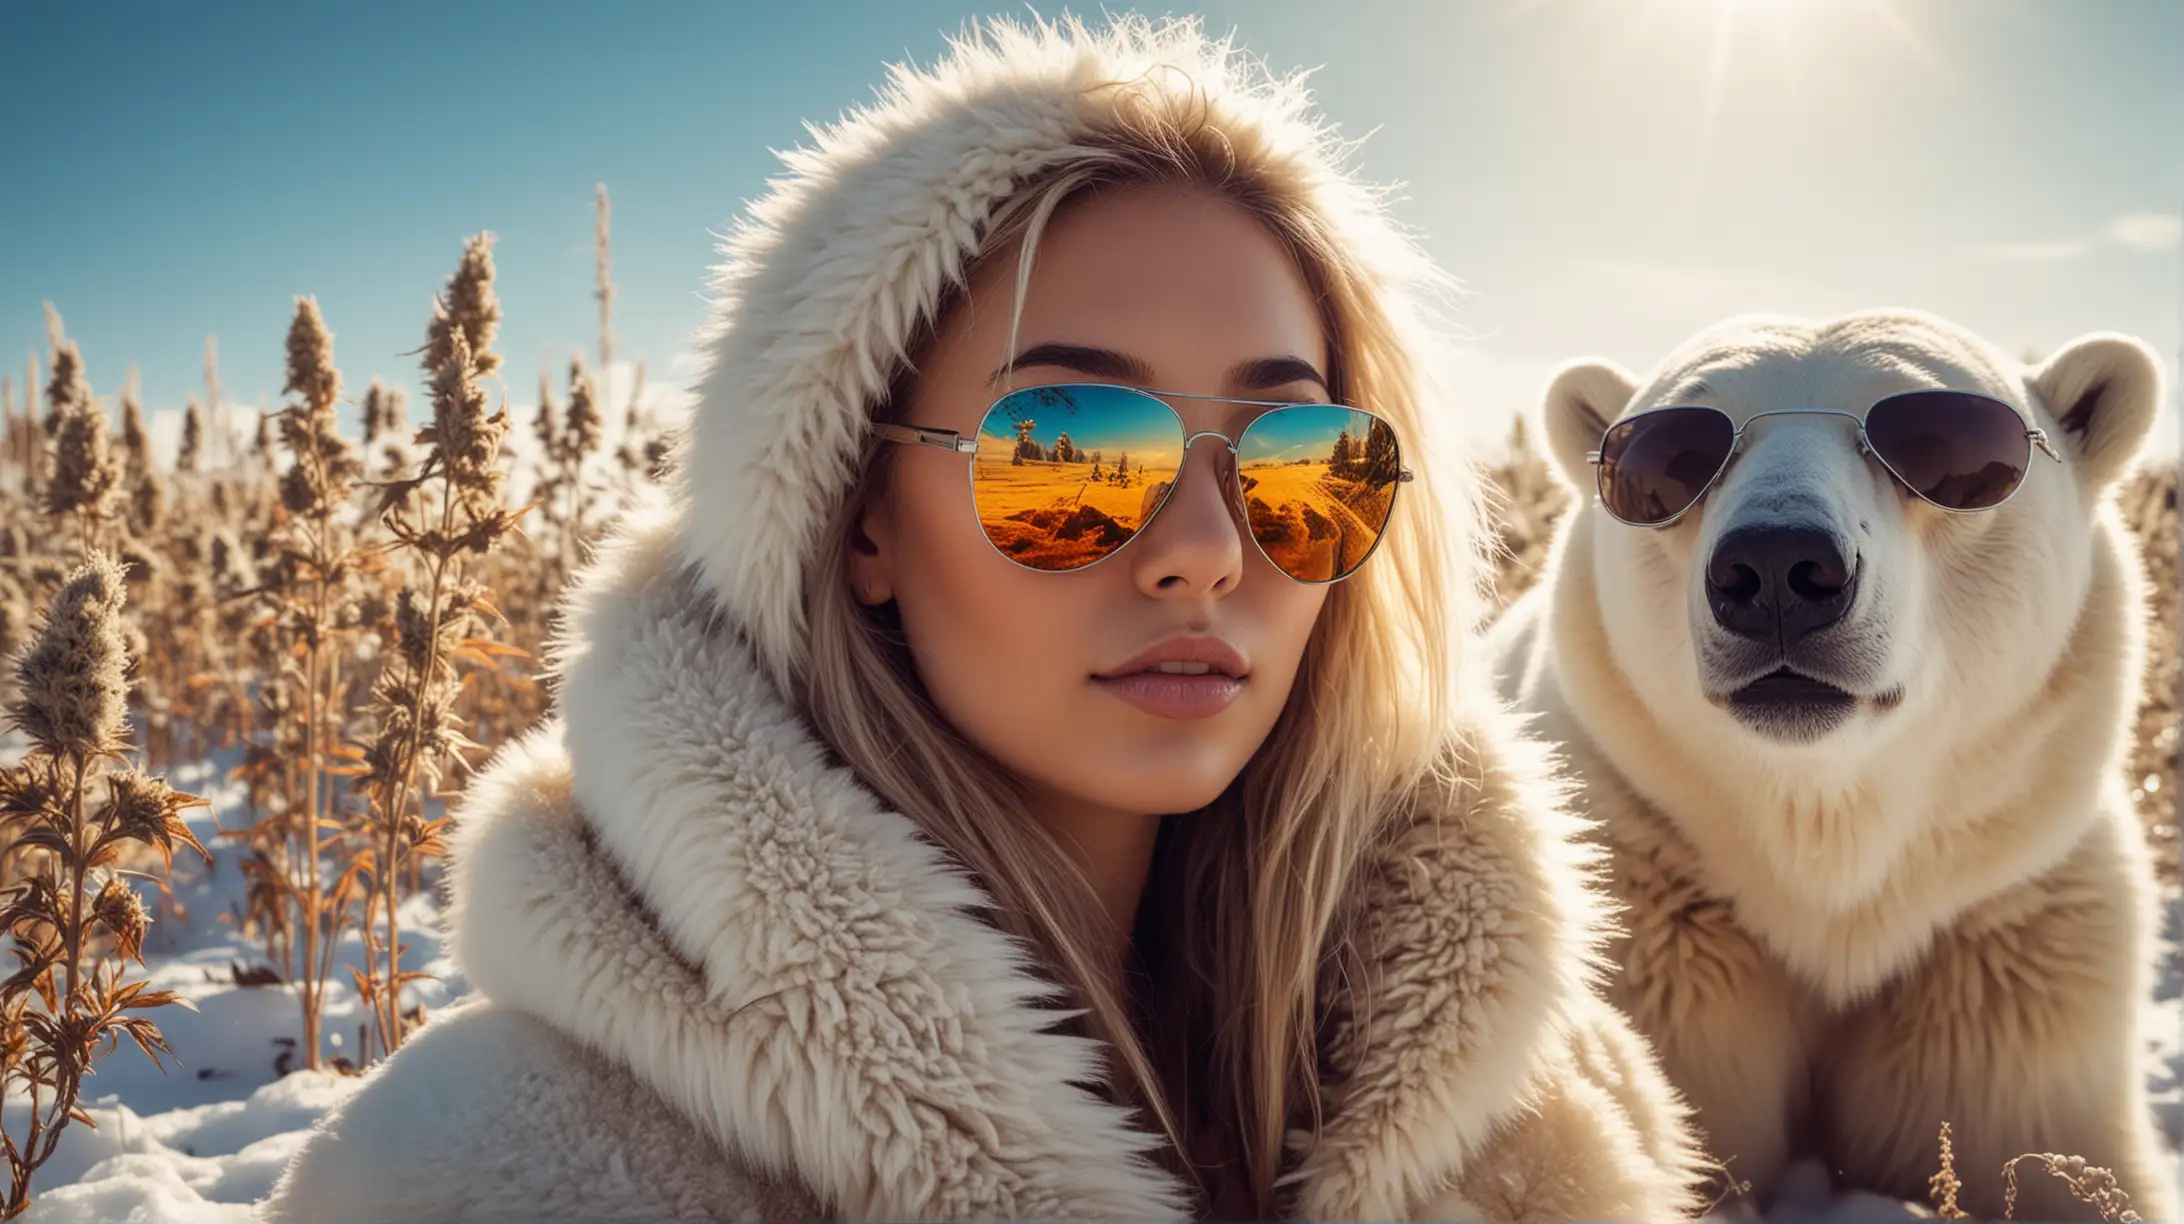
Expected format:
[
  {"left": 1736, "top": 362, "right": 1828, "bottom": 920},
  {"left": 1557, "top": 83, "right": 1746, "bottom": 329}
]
[{"left": 442, "top": 500, "right": 1607, "bottom": 1220}]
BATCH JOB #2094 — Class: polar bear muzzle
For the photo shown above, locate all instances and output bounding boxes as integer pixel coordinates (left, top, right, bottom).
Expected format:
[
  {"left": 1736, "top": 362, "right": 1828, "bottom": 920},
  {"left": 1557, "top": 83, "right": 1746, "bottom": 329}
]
[{"left": 1703, "top": 522, "right": 1855, "bottom": 642}]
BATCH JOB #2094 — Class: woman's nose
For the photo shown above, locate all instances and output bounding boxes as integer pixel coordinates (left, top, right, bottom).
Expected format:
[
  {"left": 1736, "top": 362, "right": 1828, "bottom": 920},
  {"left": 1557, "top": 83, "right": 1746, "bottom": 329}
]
[{"left": 1128, "top": 434, "right": 1246, "bottom": 597}]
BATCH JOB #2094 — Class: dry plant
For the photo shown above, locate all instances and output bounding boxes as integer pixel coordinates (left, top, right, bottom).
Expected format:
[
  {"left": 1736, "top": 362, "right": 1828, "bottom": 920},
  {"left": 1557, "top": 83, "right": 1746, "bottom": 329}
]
[
  {"left": 177, "top": 397, "right": 202, "bottom": 476},
  {"left": 1929, "top": 1121, "right": 1970, "bottom": 1220},
  {"left": 597, "top": 183, "right": 670, "bottom": 501},
  {"left": 38, "top": 310, "right": 120, "bottom": 561},
  {"left": 0, "top": 193, "right": 801, "bottom": 1094},
  {"left": 1931, "top": 1123, "right": 2153, "bottom": 1224},
  {"left": 354, "top": 233, "right": 521, "bottom": 1057},
  {"left": 0, "top": 554, "right": 208, "bottom": 1219},
  {"left": 531, "top": 350, "right": 604, "bottom": 596},
  {"left": 119, "top": 371, "right": 164, "bottom": 541},
  {"left": 1479, "top": 414, "right": 1572, "bottom": 621},
  {"left": 615, "top": 358, "right": 672, "bottom": 490},
  {"left": 359, "top": 377, "right": 411, "bottom": 482},
  {"left": 254, "top": 296, "right": 368, "bottom": 1071},
  {"left": 2001, "top": 1152, "right": 2144, "bottom": 1222},
  {"left": 2117, "top": 463, "right": 2179, "bottom": 885}
]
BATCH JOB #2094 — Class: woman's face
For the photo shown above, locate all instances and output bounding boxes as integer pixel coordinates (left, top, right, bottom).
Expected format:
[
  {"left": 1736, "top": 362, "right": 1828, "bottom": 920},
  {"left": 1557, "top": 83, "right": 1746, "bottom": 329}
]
[{"left": 851, "top": 184, "right": 1333, "bottom": 821}]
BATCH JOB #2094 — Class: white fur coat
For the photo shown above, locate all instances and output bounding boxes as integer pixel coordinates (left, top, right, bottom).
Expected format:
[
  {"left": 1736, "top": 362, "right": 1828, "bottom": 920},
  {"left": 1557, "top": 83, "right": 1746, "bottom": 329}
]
[
  {"left": 256, "top": 15, "right": 1704, "bottom": 1220},
  {"left": 255, "top": 501, "right": 1701, "bottom": 1222}
]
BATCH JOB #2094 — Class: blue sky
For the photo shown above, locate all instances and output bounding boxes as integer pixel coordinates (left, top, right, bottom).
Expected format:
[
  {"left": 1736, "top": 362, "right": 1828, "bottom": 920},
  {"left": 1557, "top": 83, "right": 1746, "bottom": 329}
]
[{"left": 5, "top": 0, "right": 2178, "bottom": 466}]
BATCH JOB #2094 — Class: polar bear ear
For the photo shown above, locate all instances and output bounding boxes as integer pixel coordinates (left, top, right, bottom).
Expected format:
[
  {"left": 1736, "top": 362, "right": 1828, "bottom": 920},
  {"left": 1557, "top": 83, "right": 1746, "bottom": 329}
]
[
  {"left": 1540, "top": 359, "right": 1640, "bottom": 492},
  {"left": 2026, "top": 333, "right": 2167, "bottom": 491}
]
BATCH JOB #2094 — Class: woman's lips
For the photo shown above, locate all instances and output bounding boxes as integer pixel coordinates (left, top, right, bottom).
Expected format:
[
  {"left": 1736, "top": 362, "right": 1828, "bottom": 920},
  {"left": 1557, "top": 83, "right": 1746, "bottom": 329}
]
[{"left": 1092, "top": 671, "right": 1245, "bottom": 719}]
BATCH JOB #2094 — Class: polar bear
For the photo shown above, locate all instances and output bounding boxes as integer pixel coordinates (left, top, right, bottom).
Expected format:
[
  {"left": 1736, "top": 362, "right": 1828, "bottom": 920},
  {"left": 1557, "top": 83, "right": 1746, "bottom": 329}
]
[{"left": 1488, "top": 309, "right": 2177, "bottom": 1222}]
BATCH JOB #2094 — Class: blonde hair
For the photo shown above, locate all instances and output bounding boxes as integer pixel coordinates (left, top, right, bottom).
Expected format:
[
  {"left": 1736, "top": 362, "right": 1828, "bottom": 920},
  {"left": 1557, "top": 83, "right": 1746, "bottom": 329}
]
[{"left": 801, "top": 32, "right": 1481, "bottom": 1217}]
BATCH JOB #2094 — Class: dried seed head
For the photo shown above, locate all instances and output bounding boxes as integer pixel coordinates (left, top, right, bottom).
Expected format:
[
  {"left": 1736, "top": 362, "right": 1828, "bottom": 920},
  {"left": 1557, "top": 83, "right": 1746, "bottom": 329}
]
[
  {"left": 375, "top": 383, "right": 408, "bottom": 446},
  {"left": 283, "top": 296, "right": 342, "bottom": 418},
  {"left": 361, "top": 377, "right": 404, "bottom": 447},
  {"left": 425, "top": 233, "right": 502, "bottom": 379},
  {"left": 104, "top": 769, "right": 208, "bottom": 868},
  {"left": 121, "top": 384, "right": 149, "bottom": 464},
  {"left": 422, "top": 324, "right": 506, "bottom": 499},
  {"left": 179, "top": 396, "right": 203, "bottom": 473},
  {"left": 1929, "top": 1123, "right": 1967, "bottom": 1221},
  {"left": 8, "top": 552, "right": 131, "bottom": 758},
  {"left": 278, "top": 297, "right": 362, "bottom": 520},
  {"left": 46, "top": 387, "right": 121, "bottom": 523},
  {"left": 44, "top": 336, "right": 89, "bottom": 434},
  {"left": 92, "top": 877, "right": 149, "bottom": 965},
  {"left": 565, "top": 350, "right": 602, "bottom": 462}
]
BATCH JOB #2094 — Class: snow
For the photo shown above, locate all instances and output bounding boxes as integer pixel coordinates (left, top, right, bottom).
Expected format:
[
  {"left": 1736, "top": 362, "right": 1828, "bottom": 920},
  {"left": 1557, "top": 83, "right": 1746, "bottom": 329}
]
[
  {"left": 0, "top": 749, "right": 458, "bottom": 1221},
  {"left": 0, "top": 744, "right": 2178, "bottom": 1221}
]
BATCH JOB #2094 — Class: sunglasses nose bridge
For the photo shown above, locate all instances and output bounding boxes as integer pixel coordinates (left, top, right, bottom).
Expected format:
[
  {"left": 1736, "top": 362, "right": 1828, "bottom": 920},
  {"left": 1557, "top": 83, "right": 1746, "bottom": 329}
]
[
  {"left": 1730, "top": 408, "right": 1867, "bottom": 462},
  {"left": 1172, "top": 429, "right": 1244, "bottom": 511}
]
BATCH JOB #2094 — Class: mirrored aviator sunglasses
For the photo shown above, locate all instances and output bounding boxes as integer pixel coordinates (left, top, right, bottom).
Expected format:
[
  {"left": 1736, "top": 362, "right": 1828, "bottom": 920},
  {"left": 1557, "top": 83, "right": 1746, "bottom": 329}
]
[
  {"left": 873, "top": 382, "right": 1413, "bottom": 583},
  {"left": 1586, "top": 389, "right": 2064, "bottom": 529}
]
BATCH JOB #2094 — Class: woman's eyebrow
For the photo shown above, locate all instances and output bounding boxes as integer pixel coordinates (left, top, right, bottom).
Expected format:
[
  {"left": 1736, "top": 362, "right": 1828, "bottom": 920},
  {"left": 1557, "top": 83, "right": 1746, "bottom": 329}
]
[
  {"left": 988, "top": 342, "right": 1154, "bottom": 386},
  {"left": 989, "top": 343, "right": 1330, "bottom": 396},
  {"left": 1226, "top": 355, "right": 1329, "bottom": 396}
]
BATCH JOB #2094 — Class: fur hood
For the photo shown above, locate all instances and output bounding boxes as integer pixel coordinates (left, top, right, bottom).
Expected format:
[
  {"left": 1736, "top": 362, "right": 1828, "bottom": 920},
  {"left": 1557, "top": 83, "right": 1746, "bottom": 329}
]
[
  {"left": 259, "top": 15, "right": 1702, "bottom": 1221},
  {"left": 665, "top": 14, "right": 1468, "bottom": 696}
]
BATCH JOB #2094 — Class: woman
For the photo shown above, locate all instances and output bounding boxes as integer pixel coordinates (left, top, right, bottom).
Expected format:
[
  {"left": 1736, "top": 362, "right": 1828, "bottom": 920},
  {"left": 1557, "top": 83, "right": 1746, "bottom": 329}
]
[{"left": 258, "top": 14, "right": 1704, "bottom": 1222}]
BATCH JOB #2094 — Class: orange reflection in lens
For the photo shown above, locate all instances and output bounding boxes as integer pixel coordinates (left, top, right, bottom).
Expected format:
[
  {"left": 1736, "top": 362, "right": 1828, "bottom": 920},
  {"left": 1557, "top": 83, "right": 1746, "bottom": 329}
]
[
  {"left": 1240, "top": 412, "right": 1400, "bottom": 582},
  {"left": 974, "top": 431, "right": 1182, "bottom": 572}
]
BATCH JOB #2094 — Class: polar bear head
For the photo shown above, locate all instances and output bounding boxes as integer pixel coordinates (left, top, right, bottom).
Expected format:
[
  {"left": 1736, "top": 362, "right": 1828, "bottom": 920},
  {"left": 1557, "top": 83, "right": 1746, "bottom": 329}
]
[{"left": 1538, "top": 309, "right": 2164, "bottom": 761}]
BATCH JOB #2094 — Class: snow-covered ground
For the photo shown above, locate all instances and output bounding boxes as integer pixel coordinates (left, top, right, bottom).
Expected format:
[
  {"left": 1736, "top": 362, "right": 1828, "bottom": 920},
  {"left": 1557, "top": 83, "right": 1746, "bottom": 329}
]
[
  {"left": 0, "top": 752, "right": 462, "bottom": 1222},
  {"left": 1, "top": 750, "right": 2178, "bottom": 1222}
]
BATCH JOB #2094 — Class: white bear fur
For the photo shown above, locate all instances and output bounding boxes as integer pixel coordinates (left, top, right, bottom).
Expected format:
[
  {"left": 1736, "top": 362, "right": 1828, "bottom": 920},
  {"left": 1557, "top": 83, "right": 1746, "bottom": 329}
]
[{"left": 1491, "top": 308, "right": 2177, "bottom": 1221}]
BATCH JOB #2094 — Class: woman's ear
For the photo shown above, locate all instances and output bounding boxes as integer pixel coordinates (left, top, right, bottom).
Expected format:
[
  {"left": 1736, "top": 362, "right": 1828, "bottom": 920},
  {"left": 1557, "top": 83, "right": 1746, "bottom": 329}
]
[
  {"left": 846, "top": 493, "right": 897, "bottom": 607},
  {"left": 2025, "top": 333, "right": 2167, "bottom": 492},
  {"left": 1541, "top": 359, "right": 1640, "bottom": 492}
]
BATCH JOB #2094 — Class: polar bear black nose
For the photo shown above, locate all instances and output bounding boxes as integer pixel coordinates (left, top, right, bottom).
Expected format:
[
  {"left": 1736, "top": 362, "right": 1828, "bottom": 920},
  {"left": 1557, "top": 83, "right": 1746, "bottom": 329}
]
[{"left": 1705, "top": 524, "right": 1856, "bottom": 642}]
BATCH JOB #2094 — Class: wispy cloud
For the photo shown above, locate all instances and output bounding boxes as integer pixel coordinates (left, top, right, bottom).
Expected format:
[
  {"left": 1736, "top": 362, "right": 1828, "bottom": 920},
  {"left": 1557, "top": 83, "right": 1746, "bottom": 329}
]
[
  {"left": 2108, "top": 211, "right": 2183, "bottom": 252},
  {"left": 1973, "top": 211, "right": 2180, "bottom": 261}
]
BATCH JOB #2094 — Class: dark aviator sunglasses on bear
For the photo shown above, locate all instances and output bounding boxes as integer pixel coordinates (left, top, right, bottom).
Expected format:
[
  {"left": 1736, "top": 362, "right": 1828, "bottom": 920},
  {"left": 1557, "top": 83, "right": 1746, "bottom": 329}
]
[{"left": 1587, "top": 389, "right": 2063, "bottom": 529}]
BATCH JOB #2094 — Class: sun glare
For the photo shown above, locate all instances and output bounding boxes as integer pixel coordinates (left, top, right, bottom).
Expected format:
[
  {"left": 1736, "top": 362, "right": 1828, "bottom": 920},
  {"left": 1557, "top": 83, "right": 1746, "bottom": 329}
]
[{"left": 1675, "top": 0, "right": 1934, "bottom": 180}]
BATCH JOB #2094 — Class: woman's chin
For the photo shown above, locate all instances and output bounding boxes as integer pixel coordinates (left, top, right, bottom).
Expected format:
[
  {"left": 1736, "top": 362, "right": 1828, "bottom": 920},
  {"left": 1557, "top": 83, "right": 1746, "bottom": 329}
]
[{"left": 1040, "top": 747, "right": 1249, "bottom": 818}]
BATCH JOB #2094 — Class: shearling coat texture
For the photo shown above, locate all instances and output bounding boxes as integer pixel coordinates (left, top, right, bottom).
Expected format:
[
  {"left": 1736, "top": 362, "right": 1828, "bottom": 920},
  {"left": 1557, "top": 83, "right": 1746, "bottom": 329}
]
[
  {"left": 1489, "top": 312, "right": 2179, "bottom": 1222},
  {"left": 257, "top": 15, "right": 1706, "bottom": 1221},
  {"left": 255, "top": 499, "right": 1704, "bottom": 1223}
]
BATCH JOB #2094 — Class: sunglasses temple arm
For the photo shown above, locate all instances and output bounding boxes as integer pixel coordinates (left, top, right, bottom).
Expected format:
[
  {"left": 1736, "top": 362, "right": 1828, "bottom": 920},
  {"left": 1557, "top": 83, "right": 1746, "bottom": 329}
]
[
  {"left": 873, "top": 422, "right": 979, "bottom": 454},
  {"left": 2030, "top": 428, "right": 2062, "bottom": 462}
]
